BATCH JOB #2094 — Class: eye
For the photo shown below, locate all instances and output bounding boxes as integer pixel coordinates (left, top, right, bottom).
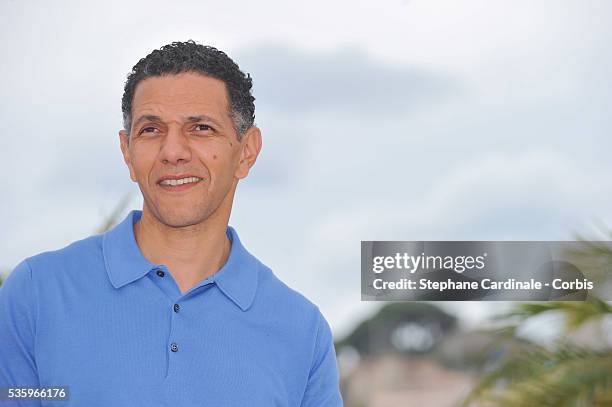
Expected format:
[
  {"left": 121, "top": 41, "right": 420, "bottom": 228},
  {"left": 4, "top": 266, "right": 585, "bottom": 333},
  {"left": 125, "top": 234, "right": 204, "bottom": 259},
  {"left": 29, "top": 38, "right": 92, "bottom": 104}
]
[
  {"left": 193, "top": 124, "right": 214, "bottom": 132},
  {"left": 138, "top": 126, "right": 158, "bottom": 135}
]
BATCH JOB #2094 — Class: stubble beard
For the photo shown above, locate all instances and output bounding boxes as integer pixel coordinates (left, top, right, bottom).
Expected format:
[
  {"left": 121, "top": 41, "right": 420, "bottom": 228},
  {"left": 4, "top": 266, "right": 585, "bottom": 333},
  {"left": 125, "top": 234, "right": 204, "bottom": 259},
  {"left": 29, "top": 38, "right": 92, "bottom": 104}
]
[{"left": 142, "top": 184, "right": 234, "bottom": 230}]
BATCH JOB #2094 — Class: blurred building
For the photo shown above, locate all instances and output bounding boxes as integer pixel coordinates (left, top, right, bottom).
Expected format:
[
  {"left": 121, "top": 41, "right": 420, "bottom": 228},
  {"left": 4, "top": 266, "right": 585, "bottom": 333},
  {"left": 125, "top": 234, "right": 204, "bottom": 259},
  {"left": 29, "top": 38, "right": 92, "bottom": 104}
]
[{"left": 336, "top": 303, "right": 525, "bottom": 407}]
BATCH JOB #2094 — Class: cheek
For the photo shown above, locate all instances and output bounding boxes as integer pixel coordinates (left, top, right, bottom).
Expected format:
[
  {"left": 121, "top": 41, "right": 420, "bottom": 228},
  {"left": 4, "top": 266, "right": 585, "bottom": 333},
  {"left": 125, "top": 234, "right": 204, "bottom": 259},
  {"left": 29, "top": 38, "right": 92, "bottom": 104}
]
[
  {"left": 205, "top": 156, "right": 239, "bottom": 187},
  {"left": 129, "top": 147, "right": 157, "bottom": 183},
  {"left": 195, "top": 143, "right": 236, "bottom": 171}
]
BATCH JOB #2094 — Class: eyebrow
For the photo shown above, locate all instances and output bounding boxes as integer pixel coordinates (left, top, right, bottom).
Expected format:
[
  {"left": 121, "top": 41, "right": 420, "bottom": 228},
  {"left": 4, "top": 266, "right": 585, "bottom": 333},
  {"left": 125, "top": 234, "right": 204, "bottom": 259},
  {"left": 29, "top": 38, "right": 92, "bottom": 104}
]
[
  {"left": 133, "top": 115, "right": 163, "bottom": 129},
  {"left": 186, "top": 115, "right": 222, "bottom": 128},
  {"left": 132, "top": 114, "right": 222, "bottom": 129}
]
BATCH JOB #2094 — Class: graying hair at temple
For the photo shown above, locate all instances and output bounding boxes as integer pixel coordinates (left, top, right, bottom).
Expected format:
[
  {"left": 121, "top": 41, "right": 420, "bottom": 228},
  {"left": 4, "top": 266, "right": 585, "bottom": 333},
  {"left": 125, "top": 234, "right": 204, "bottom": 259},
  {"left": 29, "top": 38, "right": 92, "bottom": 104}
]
[{"left": 121, "top": 40, "right": 256, "bottom": 140}]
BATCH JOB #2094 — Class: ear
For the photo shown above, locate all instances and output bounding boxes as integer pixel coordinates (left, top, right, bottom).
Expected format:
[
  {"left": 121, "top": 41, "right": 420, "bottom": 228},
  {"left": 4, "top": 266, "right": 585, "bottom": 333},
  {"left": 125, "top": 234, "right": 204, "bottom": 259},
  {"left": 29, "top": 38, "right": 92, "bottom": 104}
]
[
  {"left": 235, "top": 126, "right": 262, "bottom": 179},
  {"left": 119, "top": 130, "right": 137, "bottom": 182}
]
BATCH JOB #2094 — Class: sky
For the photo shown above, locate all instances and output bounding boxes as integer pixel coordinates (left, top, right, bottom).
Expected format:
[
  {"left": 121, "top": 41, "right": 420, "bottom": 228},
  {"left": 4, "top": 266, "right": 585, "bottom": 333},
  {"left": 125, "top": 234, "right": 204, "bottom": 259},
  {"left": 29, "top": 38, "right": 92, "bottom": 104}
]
[{"left": 1, "top": 0, "right": 611, "bottom": 338}]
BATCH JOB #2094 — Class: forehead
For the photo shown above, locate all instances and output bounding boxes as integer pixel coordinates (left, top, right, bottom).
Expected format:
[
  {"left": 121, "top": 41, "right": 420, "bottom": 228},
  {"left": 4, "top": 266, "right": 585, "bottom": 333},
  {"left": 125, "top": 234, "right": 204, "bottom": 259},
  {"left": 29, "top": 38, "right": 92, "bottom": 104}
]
[{"left": 131, "top": 72, "right": 231, "bottom": 120}]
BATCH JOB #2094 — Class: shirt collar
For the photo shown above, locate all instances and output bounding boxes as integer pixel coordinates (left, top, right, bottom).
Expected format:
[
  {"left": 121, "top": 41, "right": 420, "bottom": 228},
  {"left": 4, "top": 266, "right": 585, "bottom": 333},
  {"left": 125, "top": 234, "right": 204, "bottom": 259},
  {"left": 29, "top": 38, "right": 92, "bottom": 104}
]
[{"left": 102, "top": 210, "right": 260, "bottom": 311}]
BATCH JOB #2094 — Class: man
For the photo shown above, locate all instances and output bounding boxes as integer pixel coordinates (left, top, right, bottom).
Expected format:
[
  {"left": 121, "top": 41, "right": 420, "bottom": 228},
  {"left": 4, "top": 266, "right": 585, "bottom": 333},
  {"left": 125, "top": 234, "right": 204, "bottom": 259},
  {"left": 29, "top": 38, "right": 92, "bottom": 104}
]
[{"left": 0, "top": 41, "right": 343, "bottom": 406}]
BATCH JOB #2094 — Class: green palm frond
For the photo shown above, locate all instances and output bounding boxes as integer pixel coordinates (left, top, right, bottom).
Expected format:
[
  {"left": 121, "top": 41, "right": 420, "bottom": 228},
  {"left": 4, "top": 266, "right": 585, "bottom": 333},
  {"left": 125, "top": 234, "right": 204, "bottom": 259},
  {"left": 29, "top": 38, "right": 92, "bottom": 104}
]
[
  {"left": 464, "top": 296, "right": 612, "bottom": 407},
  {"left": 462, "top": 344, "right": 612, "bottom": 407},
  {"left": 567, "top": 238, "right": 612, "bottom": 283},
  {"left": 501, "top": 297, "right": 612, "bottom": 330}
]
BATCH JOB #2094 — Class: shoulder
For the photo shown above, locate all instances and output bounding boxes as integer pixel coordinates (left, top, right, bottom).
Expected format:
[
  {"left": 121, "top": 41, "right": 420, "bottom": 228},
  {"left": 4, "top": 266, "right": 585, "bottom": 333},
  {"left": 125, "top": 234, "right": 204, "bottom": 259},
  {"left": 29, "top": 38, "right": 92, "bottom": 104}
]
[
  {"left": 251, "top": 259, "right": 334, "bottom": 356},
  {"left": 251, "top": 259, "right": 334, "bottom": 346},
  {"left": 26, "top": 233, "right": 102, "bottom": 265},
  {"left": 15, "top": 233, "right": 104, "bottom": 281},
  {"left": 1, "top": 258, "right": 35, "bottom": 302},
  {"left": 255, "top": 259, "right": 321, "bottom": 318}
]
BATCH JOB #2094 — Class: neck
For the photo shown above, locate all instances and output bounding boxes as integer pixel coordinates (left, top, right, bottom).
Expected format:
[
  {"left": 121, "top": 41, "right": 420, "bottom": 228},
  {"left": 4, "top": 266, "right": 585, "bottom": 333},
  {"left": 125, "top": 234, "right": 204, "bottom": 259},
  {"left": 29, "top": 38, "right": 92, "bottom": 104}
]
[{"left": 133, "top": 198, "right": 234, "bottom": 293}]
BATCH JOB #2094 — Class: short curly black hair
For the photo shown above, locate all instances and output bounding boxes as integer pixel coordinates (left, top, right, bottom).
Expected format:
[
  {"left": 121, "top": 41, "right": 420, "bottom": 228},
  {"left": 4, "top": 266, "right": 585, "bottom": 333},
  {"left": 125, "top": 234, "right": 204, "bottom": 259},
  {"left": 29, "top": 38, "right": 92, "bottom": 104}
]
[{"left": 121, "top": 40, "right": 255, "bottom": 140}]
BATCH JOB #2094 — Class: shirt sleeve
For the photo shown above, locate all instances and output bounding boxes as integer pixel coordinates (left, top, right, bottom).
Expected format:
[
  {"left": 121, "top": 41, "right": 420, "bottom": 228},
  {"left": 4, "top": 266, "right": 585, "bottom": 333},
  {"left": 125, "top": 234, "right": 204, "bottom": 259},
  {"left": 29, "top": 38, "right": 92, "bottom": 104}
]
[
  {"left": 0, "top": 259, "right": 41, "bottom": 406},
  {"left": 300, "top": 309, "right": 344, "bottom": 407}
]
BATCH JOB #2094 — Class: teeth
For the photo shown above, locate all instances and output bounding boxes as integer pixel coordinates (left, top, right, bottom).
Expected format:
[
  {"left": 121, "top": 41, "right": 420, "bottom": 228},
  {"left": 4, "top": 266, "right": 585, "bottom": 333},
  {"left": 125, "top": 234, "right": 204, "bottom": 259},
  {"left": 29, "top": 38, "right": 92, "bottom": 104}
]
[{"left": 160, "top": 177, "right": 202, "bottom": 186}]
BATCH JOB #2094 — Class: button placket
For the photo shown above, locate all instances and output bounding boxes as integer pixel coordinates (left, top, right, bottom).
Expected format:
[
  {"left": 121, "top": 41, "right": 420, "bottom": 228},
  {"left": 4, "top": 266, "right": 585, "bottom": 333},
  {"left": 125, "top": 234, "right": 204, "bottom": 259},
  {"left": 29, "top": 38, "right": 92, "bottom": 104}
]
[{"left": 170, "top": 301, "right": 180, "bottom": 355}]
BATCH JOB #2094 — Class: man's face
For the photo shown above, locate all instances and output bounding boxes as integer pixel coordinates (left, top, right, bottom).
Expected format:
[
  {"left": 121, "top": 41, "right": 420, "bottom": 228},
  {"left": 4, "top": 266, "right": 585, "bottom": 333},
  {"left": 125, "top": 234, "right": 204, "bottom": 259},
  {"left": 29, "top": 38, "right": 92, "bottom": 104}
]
[{"left": 119, "top": 72, "right": 261, "bottom": 228}]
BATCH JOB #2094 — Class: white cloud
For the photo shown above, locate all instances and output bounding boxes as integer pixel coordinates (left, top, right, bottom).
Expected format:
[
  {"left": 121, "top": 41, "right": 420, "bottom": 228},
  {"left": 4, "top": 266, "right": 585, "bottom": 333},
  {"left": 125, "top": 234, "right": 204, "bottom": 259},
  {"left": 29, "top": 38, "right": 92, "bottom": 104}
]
[{"left": 1, "top": 0, "right": 611, "bottom": 336}]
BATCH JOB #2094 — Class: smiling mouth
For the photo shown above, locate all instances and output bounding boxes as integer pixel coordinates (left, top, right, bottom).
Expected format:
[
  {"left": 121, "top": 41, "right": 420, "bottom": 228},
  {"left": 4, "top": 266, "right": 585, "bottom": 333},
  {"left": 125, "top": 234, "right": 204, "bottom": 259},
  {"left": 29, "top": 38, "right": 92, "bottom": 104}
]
[
  {"left": 159, "top": 176, "right": 202, "bottom": 186},
  {"left": 157, "top": 177, "right": 204, "bottom": 192}
]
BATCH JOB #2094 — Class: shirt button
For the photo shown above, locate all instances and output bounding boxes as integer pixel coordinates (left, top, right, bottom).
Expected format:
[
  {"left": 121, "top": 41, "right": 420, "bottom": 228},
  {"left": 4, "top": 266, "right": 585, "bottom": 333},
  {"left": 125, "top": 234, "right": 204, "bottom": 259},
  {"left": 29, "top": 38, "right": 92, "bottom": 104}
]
[
  {"left": 170, "top": 342, "right": 179, "bottom": 352},
  {"left": 156, "top": 270, "right": 165, "bottom": 277},
  {"left": 173, "top": 304, "right": 180, "bottom": 313}
]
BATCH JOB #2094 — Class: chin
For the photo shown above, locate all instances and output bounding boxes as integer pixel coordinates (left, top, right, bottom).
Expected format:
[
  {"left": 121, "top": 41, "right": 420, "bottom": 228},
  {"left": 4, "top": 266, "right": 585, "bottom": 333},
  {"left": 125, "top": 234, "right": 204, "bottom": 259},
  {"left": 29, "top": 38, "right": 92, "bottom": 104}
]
[
  {"left": 167, "top": 213, "right": 207, "bottom": 228},
  {"left": 152, "top": 206, "right": 210, "bottom": 228}
]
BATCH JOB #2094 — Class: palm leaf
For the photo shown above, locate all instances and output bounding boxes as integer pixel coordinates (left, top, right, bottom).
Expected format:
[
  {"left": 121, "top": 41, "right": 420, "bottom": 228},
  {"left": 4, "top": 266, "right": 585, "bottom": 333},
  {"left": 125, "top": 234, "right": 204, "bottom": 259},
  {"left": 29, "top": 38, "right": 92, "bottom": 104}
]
[
  {"left": 463, "top": 344, "right": 612, "bottom": 407},
  {"left": 500, "top": 298, "right": 612, "bottom": 331}
]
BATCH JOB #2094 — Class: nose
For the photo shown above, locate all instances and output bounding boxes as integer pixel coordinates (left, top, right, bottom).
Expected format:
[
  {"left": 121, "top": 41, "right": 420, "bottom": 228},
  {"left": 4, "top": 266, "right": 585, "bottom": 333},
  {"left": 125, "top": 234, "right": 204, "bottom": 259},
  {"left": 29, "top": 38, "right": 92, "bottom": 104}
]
[{"left": 159, "top": 126, "right": 192, "bottom": 165}]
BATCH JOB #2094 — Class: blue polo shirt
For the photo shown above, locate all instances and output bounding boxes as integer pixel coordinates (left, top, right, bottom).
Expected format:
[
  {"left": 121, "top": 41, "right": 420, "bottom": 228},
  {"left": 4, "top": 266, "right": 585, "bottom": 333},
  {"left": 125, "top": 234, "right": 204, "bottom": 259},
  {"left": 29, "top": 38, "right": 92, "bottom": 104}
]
[{"left": 0, "top": 210, "right": 343, "bottom": 406}]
